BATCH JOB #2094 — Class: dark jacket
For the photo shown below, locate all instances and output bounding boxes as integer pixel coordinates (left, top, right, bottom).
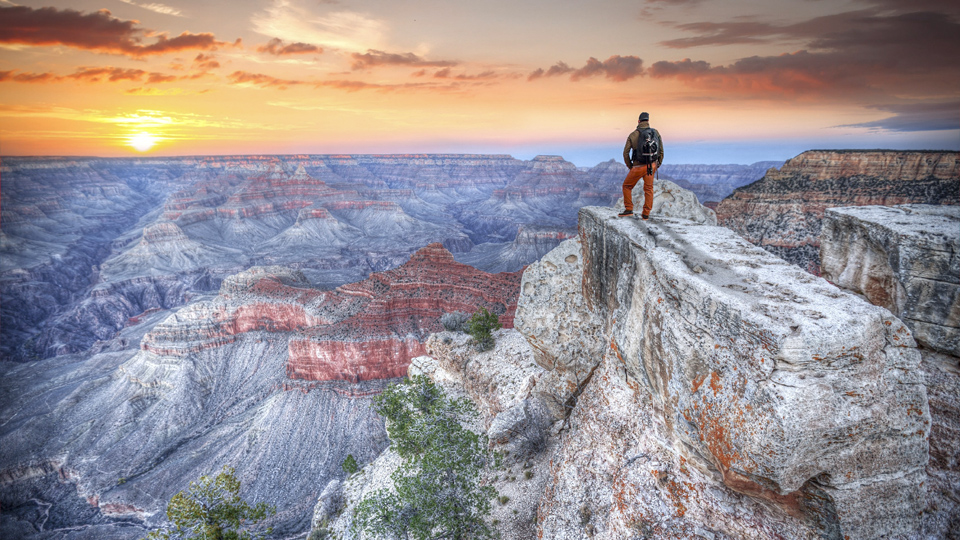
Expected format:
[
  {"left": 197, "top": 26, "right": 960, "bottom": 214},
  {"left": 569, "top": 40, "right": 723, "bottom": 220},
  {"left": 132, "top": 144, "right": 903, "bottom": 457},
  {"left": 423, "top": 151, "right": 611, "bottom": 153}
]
[{"left": 622, "top": 121, "right": 664, "bottom": 169}]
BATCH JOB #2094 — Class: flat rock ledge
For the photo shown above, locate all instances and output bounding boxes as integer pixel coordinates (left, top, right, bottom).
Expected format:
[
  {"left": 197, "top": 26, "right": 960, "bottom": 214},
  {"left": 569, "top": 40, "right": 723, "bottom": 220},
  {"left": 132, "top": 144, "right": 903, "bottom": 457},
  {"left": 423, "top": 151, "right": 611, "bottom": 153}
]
[
  {"left": 821, "top": 204, "right": 960, "bottom": 357},
  {"left": 570, "top": 206, "right": 929, "bottom": 539}
]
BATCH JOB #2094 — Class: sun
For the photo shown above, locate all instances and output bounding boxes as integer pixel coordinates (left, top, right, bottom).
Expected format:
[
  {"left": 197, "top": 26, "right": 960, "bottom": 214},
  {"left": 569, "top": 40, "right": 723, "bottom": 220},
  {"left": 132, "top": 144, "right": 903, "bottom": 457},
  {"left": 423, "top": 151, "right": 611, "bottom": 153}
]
[{"left": 129, "top": 132, "right": 158, "bottom": 152}]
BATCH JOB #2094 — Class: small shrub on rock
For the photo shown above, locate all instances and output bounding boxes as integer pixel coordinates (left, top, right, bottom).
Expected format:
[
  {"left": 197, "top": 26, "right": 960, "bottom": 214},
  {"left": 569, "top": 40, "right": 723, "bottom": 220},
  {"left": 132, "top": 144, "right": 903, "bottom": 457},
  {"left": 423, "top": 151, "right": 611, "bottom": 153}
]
[
  {"left": 145, "top": 466, "right": 275, "bottom": 540},
  {"left": 465, "top": 307, "right": 502, "bottom": 352},
  {"left": 342, "top": 454, "right": 359, "bottom": 475},
  {"left": 440, "top": 311, "right": 471, "bottom": 332}
]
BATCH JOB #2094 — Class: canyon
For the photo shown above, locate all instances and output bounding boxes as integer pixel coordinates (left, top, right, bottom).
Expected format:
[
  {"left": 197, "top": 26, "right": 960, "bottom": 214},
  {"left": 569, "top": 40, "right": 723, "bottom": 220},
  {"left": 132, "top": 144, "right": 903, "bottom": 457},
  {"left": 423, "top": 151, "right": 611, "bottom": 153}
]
[
  {"left": 1, "top": 154, "right": 586, "bottom": 362},
  {"left": 0, "top": 243, "right": 520, "bottom": 539},
  {"left": 3, "top": 151, "right": 954, "bottom": 539}
]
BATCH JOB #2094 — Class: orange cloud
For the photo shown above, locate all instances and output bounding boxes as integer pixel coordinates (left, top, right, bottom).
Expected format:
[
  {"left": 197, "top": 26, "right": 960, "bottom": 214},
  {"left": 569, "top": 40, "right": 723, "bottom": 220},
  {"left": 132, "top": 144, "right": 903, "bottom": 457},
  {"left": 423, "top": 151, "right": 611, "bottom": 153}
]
[
  {"left": 66, "top": 67, "right": 148, "bottom": 82},
  {"left": 650, "top": 3, "right": 960, "bottom": 102},
  {"left": 0, "top": 6, "right": 232, "bottom": 58},
  {"left": 433, "top": 69, "right": 498, "bottom": 80},
  {"left": 0, "top": 67, "right": 185, "bottom": 85},
  {"left": 228, "top": 71, "right": 304, "bottom": 89},
  {"left": 193, "top": 54, "right": 221, "bottom": 70},
  {"left": 256, "top": 38, "right": 323, "bottom": 56},
  {"left": 350, "top": 50, "right": 457, "bottom": 70},
  {"left": 147, "top": 73, "right": 179, "bottom": 84},
  {"left": 0, "top": 70, "right": 58, "bottom": 83},
  {"left": 529, "top": 56, "right": 644, "bottom": 82}
]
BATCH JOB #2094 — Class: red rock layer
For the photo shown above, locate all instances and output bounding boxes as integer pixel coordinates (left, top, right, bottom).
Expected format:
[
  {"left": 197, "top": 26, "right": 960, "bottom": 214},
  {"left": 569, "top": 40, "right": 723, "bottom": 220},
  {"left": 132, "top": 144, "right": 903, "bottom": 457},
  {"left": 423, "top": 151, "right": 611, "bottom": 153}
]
[
  {"left": 142, "top": 244, "right": 521, "bottom": 382},
  {"left": 287, "top": 338, "right": 423, "bottom": 382}
]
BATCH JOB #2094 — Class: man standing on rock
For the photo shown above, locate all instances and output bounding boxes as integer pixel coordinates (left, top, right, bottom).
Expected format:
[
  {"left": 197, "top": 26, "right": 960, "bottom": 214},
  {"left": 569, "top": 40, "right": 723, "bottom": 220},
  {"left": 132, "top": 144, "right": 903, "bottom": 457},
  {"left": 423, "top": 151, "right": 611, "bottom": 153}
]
[{"left": 619, "top": 112, "right": 663, "bottom": 220}]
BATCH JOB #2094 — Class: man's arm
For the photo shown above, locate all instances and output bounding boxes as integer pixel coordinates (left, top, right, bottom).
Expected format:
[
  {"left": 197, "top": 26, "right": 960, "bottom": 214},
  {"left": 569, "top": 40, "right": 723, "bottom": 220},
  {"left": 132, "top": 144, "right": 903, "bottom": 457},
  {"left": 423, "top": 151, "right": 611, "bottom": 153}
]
[
  {"left": 656, "top": 130, "right": 664, "bottom": 166},
  {"left": 623, "top": 132, "right": 634, "bottom": 169}
]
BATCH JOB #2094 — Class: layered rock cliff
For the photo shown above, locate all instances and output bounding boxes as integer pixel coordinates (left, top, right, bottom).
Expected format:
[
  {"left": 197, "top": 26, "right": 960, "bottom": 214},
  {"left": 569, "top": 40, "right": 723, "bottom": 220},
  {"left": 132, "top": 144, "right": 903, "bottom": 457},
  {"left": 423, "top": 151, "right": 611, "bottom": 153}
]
[
  {"left": 821, "top": 205, "right": 959, "bottom": 357},
  {"left": 326, "top": 184, "right": 940, "bottom": 539},
  {"left": 715, "top": 150, "right": 959, "bottom": 274}
]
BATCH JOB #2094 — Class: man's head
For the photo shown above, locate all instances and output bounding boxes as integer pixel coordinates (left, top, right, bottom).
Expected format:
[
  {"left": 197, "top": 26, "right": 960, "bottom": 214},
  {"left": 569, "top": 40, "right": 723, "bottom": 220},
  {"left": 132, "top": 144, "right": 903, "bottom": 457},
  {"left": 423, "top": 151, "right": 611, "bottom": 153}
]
[{"left": 638, "top": 112, "right": 650, "bottom": 122}]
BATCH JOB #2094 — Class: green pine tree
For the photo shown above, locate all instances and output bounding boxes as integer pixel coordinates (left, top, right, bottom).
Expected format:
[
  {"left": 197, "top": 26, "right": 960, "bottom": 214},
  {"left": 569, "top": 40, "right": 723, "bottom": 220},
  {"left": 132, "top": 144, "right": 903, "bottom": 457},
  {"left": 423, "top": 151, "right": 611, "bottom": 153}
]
[
  {"left": 352, "top": 375, "right": 499, "bottom": 540},
  {"left": 465, "top": 307, "right": 501, "bottom": 352},
  {"left": 145, "top": 466, "right": 275, "bottom": 540}
]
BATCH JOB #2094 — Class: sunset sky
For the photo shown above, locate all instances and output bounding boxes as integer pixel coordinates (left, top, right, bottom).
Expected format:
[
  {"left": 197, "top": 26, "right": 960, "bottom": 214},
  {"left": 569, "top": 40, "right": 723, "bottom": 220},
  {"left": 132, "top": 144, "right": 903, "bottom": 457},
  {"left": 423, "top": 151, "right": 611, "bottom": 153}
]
[{"left": 1, "top": 0, "right": 958, "bottom": 165}]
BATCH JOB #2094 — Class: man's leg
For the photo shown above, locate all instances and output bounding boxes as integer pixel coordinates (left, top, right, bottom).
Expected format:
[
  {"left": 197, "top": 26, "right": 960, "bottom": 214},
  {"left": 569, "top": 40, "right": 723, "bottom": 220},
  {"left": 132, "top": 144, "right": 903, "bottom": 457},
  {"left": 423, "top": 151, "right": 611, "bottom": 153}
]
[
  {"left": 641, "top": 163, "right": 657, "bottom": 217},
  {"left": 622, "top": 166, "right": 644, "bottom": 213}
]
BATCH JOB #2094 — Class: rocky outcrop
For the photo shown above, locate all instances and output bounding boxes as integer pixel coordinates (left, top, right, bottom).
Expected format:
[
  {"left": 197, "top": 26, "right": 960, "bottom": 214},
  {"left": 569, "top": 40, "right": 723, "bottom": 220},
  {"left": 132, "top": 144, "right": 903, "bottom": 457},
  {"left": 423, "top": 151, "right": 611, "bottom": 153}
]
[
  {"left": 821, "top": 204, "right": 960, "bottom": 356},
  {"left": 715, "top": 150, "right": 959, "bottom": 273},
  {"left": 514, "top": 237, "right": 605, "bottom": 395},
  {"left": 919, "top": 350, "right": 960, "bottom": 538},
  {"left": 326, "top": 178, "right": 934, "bottom": 539},
  {"left": 328, "top": 207, "right": 932, "bottom": 537},
  {"left": 570, "top": 206, "right": 929, "bottom": 539},
  {"left": 820, "top": 204, "right": 960, "bottom": 537},
  {"left": 616, "top": 177, "right": 718, "bottom": 225}
]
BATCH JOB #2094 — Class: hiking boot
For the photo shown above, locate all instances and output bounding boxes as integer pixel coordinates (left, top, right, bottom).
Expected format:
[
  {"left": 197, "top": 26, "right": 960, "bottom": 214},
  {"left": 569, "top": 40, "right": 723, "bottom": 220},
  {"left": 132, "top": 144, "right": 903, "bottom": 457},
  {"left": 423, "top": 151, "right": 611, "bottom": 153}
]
[
  {"left": 641, "top": 214, "right": 650, "bottom": 220},
  {"left": 618, "top": 210, "right": 634, "bottom": 217}
]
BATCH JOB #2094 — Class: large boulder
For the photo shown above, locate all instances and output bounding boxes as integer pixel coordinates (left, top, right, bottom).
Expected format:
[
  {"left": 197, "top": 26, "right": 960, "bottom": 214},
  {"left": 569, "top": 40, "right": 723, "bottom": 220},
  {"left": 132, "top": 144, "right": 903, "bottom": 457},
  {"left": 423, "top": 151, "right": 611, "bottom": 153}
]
[
  {"left": 574, "top": 205, "right": 929, "bottom": 539},
  {"left": 514, "top": 237, "right": 606, "bottom": 396},
  {"left": 615, "top": 178, "right": 718, "bottom": 225},
  {"left": 820, "top": 204, "right": 960, "bottom": 537},
  {"left": 821, "top": 204, "right": 960, "bottom": 357}
]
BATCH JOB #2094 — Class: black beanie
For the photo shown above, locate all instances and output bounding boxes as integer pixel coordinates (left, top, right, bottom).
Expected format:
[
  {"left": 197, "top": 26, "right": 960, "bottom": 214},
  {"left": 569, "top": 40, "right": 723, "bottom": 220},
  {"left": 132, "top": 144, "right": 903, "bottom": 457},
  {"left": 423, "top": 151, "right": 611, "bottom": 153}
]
[{"left": 639, "top": 112, "right": 650, "bottom": 122}]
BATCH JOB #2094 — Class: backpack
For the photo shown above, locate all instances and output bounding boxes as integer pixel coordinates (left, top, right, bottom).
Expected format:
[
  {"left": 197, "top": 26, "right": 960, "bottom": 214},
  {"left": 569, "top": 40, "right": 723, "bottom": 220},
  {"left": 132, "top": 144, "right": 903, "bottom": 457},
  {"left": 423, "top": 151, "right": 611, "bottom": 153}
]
[{"left": 632, "top": 128, "right": 659, "bottom": 165}]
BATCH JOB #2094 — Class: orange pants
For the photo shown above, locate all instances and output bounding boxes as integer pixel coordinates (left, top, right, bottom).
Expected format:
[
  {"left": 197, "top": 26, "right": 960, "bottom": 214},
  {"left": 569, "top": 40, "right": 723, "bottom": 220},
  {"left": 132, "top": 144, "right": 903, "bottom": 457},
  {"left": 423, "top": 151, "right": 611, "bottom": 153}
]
[{"left": 622, "top": 162, "right": 656, "bottom": 215}]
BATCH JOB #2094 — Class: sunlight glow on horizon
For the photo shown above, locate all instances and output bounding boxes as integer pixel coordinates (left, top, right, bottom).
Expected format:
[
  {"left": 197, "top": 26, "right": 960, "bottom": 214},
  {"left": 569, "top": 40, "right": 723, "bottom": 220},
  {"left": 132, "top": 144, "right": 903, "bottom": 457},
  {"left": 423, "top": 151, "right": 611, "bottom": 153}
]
[{"left": 129, "top": 132, "right": 158, "bottom": 152}]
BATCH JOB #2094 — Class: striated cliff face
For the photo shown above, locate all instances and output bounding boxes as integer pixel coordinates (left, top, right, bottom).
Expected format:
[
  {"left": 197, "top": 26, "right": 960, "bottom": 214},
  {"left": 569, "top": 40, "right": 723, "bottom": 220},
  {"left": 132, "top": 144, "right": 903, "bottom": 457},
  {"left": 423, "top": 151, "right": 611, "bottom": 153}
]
[
  {"left": 715, "top": 150, "right": 959, "bottom": 274},
  {"left": 821, "top": 205, "right": 960, "bottom": 357},
  {"left": 141, "top": 243, "right": 520, "bottom": 382},
  {"left": 326, "top": 185, "right": 943, "bottom": 539},
  {"left": 568, "top": 207, "right": 927, "bottom": 539}
]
